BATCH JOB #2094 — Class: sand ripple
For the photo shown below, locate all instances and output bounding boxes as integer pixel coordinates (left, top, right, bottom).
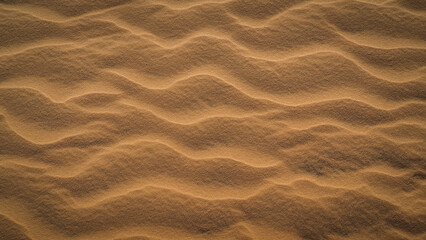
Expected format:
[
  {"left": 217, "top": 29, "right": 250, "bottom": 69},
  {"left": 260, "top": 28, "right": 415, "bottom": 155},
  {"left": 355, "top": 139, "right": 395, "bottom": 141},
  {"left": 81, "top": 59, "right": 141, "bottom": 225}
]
[{"left": 0, "top": 0, "right": 425, "bottom": 239}]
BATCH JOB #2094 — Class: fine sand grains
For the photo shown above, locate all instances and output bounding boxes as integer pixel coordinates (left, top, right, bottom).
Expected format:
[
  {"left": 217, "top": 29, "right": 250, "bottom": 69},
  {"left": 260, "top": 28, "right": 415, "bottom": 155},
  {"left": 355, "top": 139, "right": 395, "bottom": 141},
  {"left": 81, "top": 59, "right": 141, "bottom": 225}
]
[{"left": 0, "top": 0, "right": 425, "bottom": 239}]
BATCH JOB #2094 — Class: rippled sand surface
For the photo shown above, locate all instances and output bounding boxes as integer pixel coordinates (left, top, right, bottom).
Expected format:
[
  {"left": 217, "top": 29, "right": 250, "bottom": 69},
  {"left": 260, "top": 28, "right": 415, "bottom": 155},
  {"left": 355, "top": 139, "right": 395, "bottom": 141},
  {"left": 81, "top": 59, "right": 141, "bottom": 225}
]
[{"left": 0, "top": 0, "right": 425, "bottom": 239}]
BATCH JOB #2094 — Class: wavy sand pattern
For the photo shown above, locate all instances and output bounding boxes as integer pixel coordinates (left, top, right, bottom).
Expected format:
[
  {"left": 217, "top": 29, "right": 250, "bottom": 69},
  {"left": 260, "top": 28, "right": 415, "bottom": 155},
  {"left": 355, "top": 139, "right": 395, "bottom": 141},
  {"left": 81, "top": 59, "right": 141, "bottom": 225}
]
[{"left": 0, "top": 0, "right": 425, "bottom": 239}]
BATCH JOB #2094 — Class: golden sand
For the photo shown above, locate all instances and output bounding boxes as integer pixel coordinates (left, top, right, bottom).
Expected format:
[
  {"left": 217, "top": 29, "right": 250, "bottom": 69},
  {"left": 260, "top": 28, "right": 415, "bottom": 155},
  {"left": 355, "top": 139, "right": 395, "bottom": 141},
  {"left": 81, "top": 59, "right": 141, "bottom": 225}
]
[{"left": 0, "top": 0, "right": 425, "bottom": 239}]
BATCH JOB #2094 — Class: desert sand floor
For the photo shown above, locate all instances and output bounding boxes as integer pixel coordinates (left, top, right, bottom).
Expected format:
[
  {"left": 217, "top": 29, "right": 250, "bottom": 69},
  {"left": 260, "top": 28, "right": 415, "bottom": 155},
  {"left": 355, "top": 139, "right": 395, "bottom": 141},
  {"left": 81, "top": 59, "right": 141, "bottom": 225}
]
[{"left": 0, "top": 0, "right": 425, "bottom": 239}]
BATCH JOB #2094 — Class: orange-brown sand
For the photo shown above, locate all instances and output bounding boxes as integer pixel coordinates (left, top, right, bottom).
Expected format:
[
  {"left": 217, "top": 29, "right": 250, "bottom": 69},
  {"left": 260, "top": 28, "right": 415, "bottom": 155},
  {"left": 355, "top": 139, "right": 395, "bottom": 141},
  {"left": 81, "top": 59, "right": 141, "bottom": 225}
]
[{"left": 0, "top": 0, "right": 425, "bottom": 239}]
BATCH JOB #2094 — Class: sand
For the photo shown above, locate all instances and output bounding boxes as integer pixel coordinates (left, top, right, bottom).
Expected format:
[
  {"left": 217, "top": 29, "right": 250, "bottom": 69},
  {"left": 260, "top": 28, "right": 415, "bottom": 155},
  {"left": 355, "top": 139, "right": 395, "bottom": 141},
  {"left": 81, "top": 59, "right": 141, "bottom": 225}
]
[{"left": 0, "top": 0, "right": 425, "bottom": 239}]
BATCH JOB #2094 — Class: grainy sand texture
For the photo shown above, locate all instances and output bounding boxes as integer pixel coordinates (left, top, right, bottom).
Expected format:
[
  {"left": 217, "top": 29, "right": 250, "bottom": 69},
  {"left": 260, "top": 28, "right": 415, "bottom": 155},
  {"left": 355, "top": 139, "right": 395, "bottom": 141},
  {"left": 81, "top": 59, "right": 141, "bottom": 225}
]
[{"left": 0, "top": 0, "right": 425, "bottom": 239}]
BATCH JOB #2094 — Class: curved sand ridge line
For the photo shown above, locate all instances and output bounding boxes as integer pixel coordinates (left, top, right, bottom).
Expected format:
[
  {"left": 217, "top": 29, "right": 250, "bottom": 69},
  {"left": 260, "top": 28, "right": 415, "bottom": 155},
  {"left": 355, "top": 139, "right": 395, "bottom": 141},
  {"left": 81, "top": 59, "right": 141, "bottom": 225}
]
[
  {"left": 0, "top": 87, "right": 425, "bottom": 141},
  {"left": 1, "top": 0, "right": 425, "bottom": 239},
  {"left": 0, "top": 90, "right": 424, "bottom": 175},
  {"left": 1, "top": 37, "right": 425, "bottom": 106},
  {"left": 1, "top": 167, "right": 425, "bottom": 239},
  {"left": 1, "top": 1, "right": 425, "bottom": 74}
]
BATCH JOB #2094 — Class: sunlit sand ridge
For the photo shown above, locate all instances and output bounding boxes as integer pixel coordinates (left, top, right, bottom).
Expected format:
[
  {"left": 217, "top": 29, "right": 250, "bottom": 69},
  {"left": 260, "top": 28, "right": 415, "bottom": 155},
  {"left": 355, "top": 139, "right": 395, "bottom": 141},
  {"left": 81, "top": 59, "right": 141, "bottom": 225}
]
[{"left": 0, "top": 0, "right": 425, "bottom": 239}]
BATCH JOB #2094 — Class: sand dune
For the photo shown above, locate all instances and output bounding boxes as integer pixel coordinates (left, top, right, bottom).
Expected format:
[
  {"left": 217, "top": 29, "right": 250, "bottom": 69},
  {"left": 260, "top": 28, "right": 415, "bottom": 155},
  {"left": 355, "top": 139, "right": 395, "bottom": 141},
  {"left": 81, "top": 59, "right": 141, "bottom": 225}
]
[{"left": 0, "top": 0, "right": 425, "bottom": 239}]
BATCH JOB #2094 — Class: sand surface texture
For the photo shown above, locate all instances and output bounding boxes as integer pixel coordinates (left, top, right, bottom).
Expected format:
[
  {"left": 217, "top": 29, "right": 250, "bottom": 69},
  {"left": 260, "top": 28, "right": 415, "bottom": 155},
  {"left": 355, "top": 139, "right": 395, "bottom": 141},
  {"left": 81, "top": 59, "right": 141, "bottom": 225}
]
[{"left": 0, "top": 0, "right": 425, "bottom": 239}]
